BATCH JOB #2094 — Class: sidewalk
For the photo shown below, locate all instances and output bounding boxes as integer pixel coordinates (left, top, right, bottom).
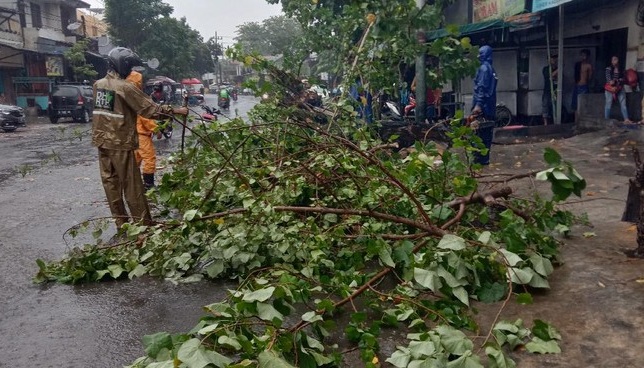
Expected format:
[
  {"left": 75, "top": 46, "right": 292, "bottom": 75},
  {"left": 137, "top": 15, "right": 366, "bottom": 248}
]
[{"left": 484, "top": 126, "right": 644, "bottom": 367}]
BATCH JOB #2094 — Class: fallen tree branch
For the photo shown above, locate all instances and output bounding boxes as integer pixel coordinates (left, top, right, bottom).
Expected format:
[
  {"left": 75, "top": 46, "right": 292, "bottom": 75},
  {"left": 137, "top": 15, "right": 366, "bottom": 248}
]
[
  {"left": 199, "top": 206, "right": 444, "bottom": 235},
  {"left": 444, "top": 187, "right": 513, "bottom": 209}
]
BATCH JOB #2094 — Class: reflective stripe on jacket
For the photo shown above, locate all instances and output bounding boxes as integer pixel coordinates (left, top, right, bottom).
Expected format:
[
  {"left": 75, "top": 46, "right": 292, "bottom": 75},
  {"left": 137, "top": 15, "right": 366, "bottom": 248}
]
[{"left": 92, "top": 71, "right": 159, "bottom": 150}]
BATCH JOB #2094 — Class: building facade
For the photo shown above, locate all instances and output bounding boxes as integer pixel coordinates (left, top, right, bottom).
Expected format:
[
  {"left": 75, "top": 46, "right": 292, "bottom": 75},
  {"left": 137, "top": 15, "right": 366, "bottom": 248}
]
[
  {"left": 441, "top": 0, "right": 644, "bottom": 123},
  {"left": 0, "top": 0, "right": 91, "bottom": 110}
]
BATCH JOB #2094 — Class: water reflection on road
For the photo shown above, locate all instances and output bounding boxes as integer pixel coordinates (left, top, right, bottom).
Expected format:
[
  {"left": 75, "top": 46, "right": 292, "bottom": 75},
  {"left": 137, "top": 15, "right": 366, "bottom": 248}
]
[{"left": 0, "top": 95, "right": 256, "bottom": 367}]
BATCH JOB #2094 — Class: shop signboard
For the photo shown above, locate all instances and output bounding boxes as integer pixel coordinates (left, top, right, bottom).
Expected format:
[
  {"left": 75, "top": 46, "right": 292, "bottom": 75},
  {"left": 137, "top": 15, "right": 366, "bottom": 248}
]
[
  {"left": 532, "top": 0, "right": 574, "bottom": 12},
  {"left": 45, "top": 56, "right": 63, "bottom": 77},
  {"left": 473, "top": 0, "right": 526, "bottom": 22}
]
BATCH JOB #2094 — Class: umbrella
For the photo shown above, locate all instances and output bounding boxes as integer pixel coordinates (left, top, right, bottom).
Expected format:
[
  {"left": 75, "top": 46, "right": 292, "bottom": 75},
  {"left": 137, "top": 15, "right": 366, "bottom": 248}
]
[
  {"left": 181, "top": 78, "right": 202, "bottom": 85},
  {"left": 146, "top": 76, "right": 177, "bottom": 85}
]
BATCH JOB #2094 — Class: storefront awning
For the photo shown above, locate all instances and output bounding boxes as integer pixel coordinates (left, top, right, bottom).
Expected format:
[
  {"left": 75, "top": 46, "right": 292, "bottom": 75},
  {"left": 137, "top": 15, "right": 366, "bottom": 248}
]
[
  {"left": 532, "top": 0, "right": 575, "bottom": 12},
  {"left": 426, "top": 19, "right": 508, "bottom": 40},
  {"left": 426, "top": 11, "right": 544, "bottom": 41}
]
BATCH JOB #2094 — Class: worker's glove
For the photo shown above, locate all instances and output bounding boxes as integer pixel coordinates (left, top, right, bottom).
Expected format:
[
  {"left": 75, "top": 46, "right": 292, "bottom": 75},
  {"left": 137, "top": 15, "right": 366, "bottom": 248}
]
[
  {"left": 466, "top": 115, "right": 479, "bottom": 129},
  {"left": 159, "top": 104, "right": 174, "bottom": 116}
]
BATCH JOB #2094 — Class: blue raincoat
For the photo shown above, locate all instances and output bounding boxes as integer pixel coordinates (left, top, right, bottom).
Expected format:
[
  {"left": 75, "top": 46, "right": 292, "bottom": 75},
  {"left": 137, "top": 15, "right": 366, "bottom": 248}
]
[
  {"left": 471, "top": 45, "right": 497, "bottom": 165},
  {"left": 472, "top": 45, "right": 497, "bottom": 119}
]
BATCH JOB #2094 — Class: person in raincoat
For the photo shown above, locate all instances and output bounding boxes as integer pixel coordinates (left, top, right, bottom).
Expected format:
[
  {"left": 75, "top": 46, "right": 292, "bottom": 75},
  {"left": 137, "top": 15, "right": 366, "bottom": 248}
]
[
  {"left": 92, "top": 47, "right": 187, "bottom": 229},
  {"left": 469, "top": 45, "right": 497, "bottom": 166},
  {"left": 126, "top": 70, "right": 161, "bottom": 190}
]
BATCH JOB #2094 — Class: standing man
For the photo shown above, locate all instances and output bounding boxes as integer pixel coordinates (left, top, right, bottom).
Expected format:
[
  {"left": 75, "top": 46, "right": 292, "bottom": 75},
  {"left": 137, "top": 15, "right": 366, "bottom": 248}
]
[
  {"left": 93, "top": 47, "right": 186, "bottom": 229},
  {"left": 542, "top": 54, "right": 558, "bottom": 125},
  {"left": 572, "top": 49, "right": 593, "bottom": 121},
  {"left": 470, "top": 45, "right": 497, "bottom": 166}
]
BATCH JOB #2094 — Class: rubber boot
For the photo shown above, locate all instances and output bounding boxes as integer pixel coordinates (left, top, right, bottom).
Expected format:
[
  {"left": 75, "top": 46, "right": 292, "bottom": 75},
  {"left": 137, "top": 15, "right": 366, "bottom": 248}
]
[{"left": 143, "top": 173, "right": 155, "bottom": 190}]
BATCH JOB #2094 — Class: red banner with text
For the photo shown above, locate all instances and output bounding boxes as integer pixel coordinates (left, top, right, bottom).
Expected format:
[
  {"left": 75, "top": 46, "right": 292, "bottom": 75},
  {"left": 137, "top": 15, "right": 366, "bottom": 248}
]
[{"left": 473, "top": 0, "right": 526, "bottom": 22}]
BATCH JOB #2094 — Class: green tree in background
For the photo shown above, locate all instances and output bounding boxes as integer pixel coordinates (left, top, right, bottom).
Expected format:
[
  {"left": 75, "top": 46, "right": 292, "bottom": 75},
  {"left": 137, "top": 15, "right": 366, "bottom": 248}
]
[
  {"left": 104, "top": 0, "right": 214, "bottom": 79},
  {"left": 235, "top": 15, "right": 303, "bottom": 57},
  {"left": 104, "top": 0, "right": 173, "bottom": 49},
  {"left": 64, "top": 39, "right": 98, "bottom": 82}
]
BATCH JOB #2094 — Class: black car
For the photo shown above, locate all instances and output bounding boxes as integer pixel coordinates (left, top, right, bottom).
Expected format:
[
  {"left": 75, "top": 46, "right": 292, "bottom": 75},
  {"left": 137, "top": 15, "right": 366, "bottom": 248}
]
[
  {"left": 0, "top": 104, "right": 26, "bottom": 132},
  {"left": 48, "top": 85, "right": 94, "bottom": 124}
]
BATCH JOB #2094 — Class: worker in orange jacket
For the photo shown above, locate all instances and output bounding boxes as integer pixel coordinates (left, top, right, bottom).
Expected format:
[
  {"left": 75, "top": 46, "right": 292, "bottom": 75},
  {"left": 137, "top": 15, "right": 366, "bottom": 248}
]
[{"left": 125, "top": 70, "right": 160, "bottom": 190}]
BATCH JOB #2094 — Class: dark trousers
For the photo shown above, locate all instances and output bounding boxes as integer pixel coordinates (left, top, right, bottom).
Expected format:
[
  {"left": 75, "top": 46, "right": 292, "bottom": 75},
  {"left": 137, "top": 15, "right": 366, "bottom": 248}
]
[
  {"left": 474, "top": 123, "right": 494, "bottom": 165},
  {"left": 98, "top": 148, "right": 152, "bottom": 227}
]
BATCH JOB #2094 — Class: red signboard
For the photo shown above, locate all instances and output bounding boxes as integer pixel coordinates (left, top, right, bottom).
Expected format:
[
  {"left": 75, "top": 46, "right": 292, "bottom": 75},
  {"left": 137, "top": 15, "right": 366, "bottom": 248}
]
[{"left": 473, "top": 0, "right": 526, "bottom": 22}]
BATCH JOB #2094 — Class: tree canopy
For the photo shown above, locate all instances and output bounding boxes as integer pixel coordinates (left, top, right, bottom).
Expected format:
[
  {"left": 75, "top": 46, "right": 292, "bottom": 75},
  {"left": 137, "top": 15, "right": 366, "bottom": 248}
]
[
  {"left": 103, "top": 0, "right": 214, "bottom": 79},
  {"left": 104, "top": 0, "right": 173, "bottom": 49},
  {"left": 235, "top": 15, "right": 303, "bottom": 57}
]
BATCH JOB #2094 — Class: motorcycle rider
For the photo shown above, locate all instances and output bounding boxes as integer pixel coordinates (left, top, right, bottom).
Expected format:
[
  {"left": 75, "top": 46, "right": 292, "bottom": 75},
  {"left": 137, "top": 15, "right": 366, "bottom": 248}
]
[
  {"left": 92, "top": 47, "right": 187, "bottom": 229},
  {"left": 126, "top": 71, "right": 161, "bottom": 191},
  {"left": 151, "top": 81, "right": 165, "bottom": 103},
  {"left": 218, "top": 87, "right": 230, "bottom": 108}
]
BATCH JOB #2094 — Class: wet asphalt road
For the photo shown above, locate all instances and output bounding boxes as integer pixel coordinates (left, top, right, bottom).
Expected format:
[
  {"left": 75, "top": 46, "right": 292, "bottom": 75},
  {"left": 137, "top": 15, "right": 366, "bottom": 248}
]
[{"left": 0, "top": 95, "right": 257, "bottom": 367}]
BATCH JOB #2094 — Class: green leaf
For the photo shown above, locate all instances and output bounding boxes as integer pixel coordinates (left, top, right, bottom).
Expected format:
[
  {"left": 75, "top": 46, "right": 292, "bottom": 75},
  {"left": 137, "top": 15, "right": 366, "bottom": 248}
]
[
  {"left": 529, "top": 255, "right": 554, "bottom": 277},
  {"left": 414, "top": 267, "right": 442, "bottom": 292},
  {"left": 436, "top": 325, "right": 473, "bottom": 355},
  {"left": 408, "top": 340, "right": 436, "bottom": 359},
  {"left": 142, "top": 332, "right": 173, "bottom": 358},
  {"left": 306, "top": 335, "right": 325, "bottom": 351},
  {"left": 258, "top": 350, "right": 296, "bottom": 368},
  {"left": 509, "top": 267, "right": 533, "bottom": 284},
  {"left": 310, "top": 351, "right": 334, "bottom": 365},
  {"left": 257, "top": 302, "right": 284, "bottom": 323},
  {"left": 393, "top": 241, "right": 414, "bottom": 266},
  {"left": 525, "top": 337, "right": 562, "bottom": 354},
  {"left": 385, "top": 348, "right": 411, "bottom": 368},
  {"left": 302, "top": 311, "right": 323, "bottom": 323},
  {"left": 217, "top": 335, "right": 242, "bottom": 351},
  {"left": 498, "top": 249, "right": 522, "bottom": 267},
  {"left": 493, "top": 320, "right": 520, "bottom": 334},
  {"left": 528, "top": 272, "right": 550, "bottom": 288},
  {"left": 531, "top": 319, "right": 561, "bottom": 341},
  {"left": 379, "top": 247, "right": 396, "bottom": 267},
  {"left": 146, "top": 361, "right": 174, "bottom": 368},
  {"left": 478, "top": 231, "right": 491, "bottom": 245},
  {"left": 477, "top": 282, "right": 506, "bottom": 303},
  {"left": 445, "top": 351, "right": 483, "bottom": 367},
  {"left": 108, "top": 264, "right": 124, "bottom": 278},
  {"left": 438, "top": 234, "right": 467, "bottom": 250},
  {"left": 128, "top": 264, "right": 147, "bottom": 279},
  {"left": 183, "top": 209, "right": 199, "bottom": 221},
  {"left": 452, "top": 286, "right": 470, "bottom": 306},
  {"left": 206, "top": 261, "right": 225, "bottom": 278},
  {"left": 242, "top": 287, "right": 275, "bottom": 302},
  {"left": 543, "top": 148, "right": 562, "bottom": 165},
  {"left": 177, "top": 338, "right": 233, "bottom": 368},
  {"left": 516, "top": 293, "right": 534, "bottom": 305},
  {"left": 535, "top": 169, "right": 551, "bottom": 181},
  {"left": 485, "top": 346, "right": 517, "bottom": 368}
]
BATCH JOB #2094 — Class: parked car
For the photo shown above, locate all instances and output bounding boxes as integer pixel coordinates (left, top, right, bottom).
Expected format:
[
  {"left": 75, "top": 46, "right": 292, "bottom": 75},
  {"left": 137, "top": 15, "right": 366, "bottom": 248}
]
[
  {"left": 48, "top": 84, "right": 94, "bottom": 124},
  {"left": 0, "top": 103, "right": 26, "bottom": 132}
]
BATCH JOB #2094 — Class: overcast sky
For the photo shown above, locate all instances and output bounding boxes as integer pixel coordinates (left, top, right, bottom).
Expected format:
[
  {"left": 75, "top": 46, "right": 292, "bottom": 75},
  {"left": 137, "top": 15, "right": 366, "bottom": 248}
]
[{"left": 84, "top": 0, "right": 283, "bottom": 45}]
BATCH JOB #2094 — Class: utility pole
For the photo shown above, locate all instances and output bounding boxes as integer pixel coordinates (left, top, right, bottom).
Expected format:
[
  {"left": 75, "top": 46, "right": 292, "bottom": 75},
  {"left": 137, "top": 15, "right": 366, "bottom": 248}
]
[
  {"left": 415, "top": 0, "right": 427, "bottom": 124},
  {"left": 214, "top": 31, "right": 223, "bottom": 84},
  {"left": 555, "top": 5, "right": 564, "bottom": 124}
]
